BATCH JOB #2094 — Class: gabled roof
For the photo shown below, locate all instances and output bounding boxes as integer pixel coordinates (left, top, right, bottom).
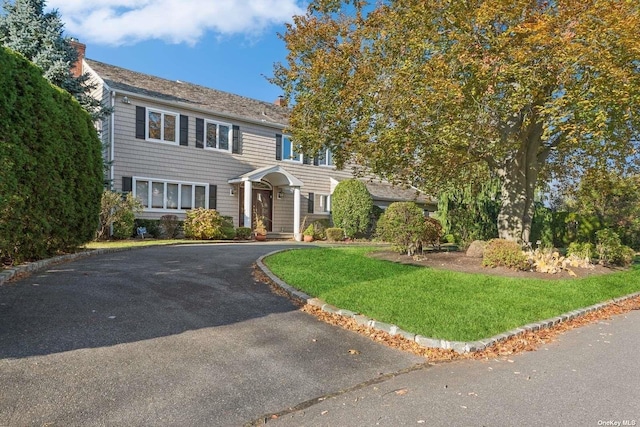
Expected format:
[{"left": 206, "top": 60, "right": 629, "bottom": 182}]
[{"left": 85, "top": 58, "right": 289, "bottom": 127}]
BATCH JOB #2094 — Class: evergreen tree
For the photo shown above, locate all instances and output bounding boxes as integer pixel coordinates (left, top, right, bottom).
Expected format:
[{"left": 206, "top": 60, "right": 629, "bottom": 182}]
[{"left": 0, "top": 0, "right": 107, "bottom": 119}]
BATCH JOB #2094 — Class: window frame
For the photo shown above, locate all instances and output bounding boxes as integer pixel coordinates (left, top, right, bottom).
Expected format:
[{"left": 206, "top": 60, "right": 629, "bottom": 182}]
[
  {"left": 318, "top": 193, "right": 331, "bottom": 214},
  {"left": 282, "top": 135, "right": 302, "bottom": 163},
  {"left": 316, "top": 148, "right": 334, "bottom": 167},
  {"left": 204, "top": 119, "right": 233, "bottom": 152},
  {"left": 133, "top": 177, "right": 209, "bottom": 212},
  {"left": 146, "top": 107, "right": 180, "bottom": 145}
]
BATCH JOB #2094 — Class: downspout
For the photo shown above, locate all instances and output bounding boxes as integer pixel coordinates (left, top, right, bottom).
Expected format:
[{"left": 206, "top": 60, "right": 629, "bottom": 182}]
[
  {"left": 109, "top": 91, "right": 116, "bottom": 190},
  {"left": 109, "top": 91, "right": 116, "bottom": 238}
]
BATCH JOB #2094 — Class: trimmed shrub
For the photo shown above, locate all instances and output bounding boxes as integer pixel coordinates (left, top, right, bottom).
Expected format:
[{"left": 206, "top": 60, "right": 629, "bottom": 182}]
[
  {"left": 423, "top": 217, "right": 444, "bottom": 249},
  {"left": 235, "top": 227, "right": 252, "bottom": 240},
  {"left": 331, "top": 179, "right": 373, "bottom": 238},
  {"left": 325, "top": 228, "right": 344, "bottom": 242},
  {"left": 0, "top": 47, "right": 103, "bottom": 263},
  {"left": 221, "top": 216, "right": 236, "bottom": 240},
  {"left": 482, "top": 239, "right": 529, "bottom": 270},
  {"left": 184, "top": 208, "right": 227, "bottom": 240},
  {"left": 311, "top": 219, "right": 331, "bottom": 240},
  {"left": 113, "top": 209, "right": 136, "bottom": 239},
  {"left": 160, "top": 215, "right": 181, "bottom": 238},
  {"left": 376, "top": 202, "right": 426, "bottom": 255}
]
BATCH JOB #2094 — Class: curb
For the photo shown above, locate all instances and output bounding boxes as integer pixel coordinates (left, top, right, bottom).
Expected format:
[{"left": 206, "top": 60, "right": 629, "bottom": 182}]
[
  {"left": 0, "top": 247, "right": 135, "bottom": 286},
  {"left": 256, "top": 249, "right": 640, "bottom": 354}
]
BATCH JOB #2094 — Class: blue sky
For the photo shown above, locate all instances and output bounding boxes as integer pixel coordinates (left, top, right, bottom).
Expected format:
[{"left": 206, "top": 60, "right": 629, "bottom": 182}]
[{"left": 47, "top": 0, "right": 307, "bottom": 103}]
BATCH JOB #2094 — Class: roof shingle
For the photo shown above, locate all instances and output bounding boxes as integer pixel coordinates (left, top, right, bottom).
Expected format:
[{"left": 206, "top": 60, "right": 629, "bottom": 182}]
[{"left": 85, "top": 58, "right": 289, "bottom": 126}]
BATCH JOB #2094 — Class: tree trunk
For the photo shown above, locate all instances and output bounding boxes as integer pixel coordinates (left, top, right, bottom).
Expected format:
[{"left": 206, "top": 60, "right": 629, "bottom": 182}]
[{"left": 496, "top": 122, "right": 544, "bottom": 245}]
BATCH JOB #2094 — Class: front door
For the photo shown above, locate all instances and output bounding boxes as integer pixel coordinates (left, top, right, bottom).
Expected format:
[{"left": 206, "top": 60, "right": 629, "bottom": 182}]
[{"left": 239, "top": 186, "right": 273, "bottom": 231}]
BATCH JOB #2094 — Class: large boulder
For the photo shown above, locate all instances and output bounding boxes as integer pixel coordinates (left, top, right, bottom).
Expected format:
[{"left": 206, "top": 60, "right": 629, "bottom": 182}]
[{"left": 466, "top": 240, "right": 487, "bottom": 258}]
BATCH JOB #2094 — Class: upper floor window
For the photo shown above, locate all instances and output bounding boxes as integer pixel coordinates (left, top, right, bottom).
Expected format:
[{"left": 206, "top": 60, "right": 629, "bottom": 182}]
[
  {"left": 317, "top": 148, "right": 334, "bottom": 167},
  {"left": 147, "top": 108, "right": 179, "bottom": 144},
  {"left": 282, "top": 135, "right": 302, "bottom": 162},
  {"left": 206, "top": 120, "right": 231, "bottom": 151}
]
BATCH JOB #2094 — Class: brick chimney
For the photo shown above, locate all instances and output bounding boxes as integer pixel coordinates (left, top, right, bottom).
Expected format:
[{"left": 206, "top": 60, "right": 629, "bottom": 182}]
[
  {"left": 69, "top": 39, "right": 86, "bottom": 78},
  {"left": 274, "top": 95, "right": 287, "bottom": 107}
]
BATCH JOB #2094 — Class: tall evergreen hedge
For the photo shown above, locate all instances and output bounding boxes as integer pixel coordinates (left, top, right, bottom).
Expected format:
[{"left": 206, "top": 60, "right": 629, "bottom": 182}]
[{"left": 0, "top": 47, "right": 103, "bottom": 263}]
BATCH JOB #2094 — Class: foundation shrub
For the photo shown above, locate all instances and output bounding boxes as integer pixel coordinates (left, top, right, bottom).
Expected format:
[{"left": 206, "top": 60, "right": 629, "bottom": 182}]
[
  {"left": 184, "top": 208, "right": 226, "bottom": 240},
  {"left": 235, "top": 227, "right": 252, "bottom": 240},
  {"left": 160, "top": 215, "right": 181, "bottom": 238},
  {"left": 325, "top": 228, "right": 344, "bottom": 242}
]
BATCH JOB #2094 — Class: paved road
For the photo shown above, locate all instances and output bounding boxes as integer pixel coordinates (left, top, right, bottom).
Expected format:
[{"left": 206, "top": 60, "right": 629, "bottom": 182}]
[
  {"left": 0, "top": 243, "right": 424, "bottom": 426},
  {"left": 271, "top": 309, "right": 640, "bottom": 426},
  {"left": 2, "top": 244, "right": 639, "bottom": 427}
]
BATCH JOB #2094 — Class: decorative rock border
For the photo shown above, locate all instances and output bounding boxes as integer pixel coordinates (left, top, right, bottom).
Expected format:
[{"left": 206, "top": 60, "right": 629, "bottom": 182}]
[
  {"left": 256, "top": 249, "right": 640, "bottom": 354},
  {"left": 0, "top": 247, "right": 134, "bottom": 286}
]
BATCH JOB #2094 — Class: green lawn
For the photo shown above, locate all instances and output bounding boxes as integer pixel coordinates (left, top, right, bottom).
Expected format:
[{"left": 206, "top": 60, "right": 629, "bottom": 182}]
[{"left": 263, "top": 246, "right": 640, "bottom": 342}]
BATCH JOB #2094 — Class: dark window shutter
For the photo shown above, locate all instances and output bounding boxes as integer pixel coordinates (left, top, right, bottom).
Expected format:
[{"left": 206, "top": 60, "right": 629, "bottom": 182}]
[
  {"left": 303, "top": 155, "right": 311, "bottom": 165},
  {"left": 122, "top": 176, "right": 133, "bottom": 193},
  {"left": 313, "top": 155, "right": 319, "bottom": 166},
  {"left": 196, "top": 118, "right": 204, "bottom": 148},
  {"left": 209, "top": 185, "right": 217, "bottom": 210},
  {"left": 232, "top": 125, "right": 240, "bottom": 154},
  {"left": 275, "top": 134, "right": 282, "bottom": 160},
  {"left": 308, "top": 192, "right": 315, "bottom": 213},
  {"left": 179, "top": 115, "right": 188, "bottom": 146},
  {"left": 135, "top": 106, "right": 145, "bottom": 139}
]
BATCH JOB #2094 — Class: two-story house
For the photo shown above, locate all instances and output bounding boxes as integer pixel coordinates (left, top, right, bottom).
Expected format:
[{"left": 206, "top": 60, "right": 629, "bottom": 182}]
[{"left": 76, "top": 43, "right": 435, "bottom": 240}]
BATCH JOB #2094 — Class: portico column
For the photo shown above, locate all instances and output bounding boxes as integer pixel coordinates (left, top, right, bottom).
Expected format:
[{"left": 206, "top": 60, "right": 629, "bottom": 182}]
[
  {"left": 293, "top": 186, "right": 301, "bottom": 241},
  {"left": 244, "top": 180, "right": 252, "bottom": 229}
]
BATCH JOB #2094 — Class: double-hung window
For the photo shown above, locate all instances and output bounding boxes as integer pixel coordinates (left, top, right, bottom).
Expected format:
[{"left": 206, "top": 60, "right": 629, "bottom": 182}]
[
  {"left": 282, "top": 135, "right": 302, "bottom": 162},
  {"left": 147, "top": 108, "right": 179, "bottom": 144},
  {"left": 317, "top": 148, "right": 334, "bottom": 167},
  {"left": 134, "top": 177, "right": 208, "bottom": 211},
  {"left": 205, "top": 120, "right": 231, "bottom": 151},
  {"left": 319, "top": 194, "right": 331, "bottom": 212}
]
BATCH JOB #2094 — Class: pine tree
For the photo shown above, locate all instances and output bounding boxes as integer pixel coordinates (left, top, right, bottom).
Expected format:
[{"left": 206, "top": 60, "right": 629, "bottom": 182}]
[{"left": 0, "top": 0, "right": 107, "bottom": 119}]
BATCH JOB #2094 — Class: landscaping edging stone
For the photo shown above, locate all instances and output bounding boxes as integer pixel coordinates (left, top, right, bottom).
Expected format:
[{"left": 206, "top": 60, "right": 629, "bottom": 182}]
[
  {"left": 0, "top": 247, "right": 134, "bottom": 286},
  {"left": 256, "top": 249, "right": 640, "bottom": 354}
]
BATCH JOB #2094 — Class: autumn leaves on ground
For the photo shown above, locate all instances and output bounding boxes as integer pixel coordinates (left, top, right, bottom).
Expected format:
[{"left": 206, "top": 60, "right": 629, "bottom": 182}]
[{"left": 256, "top": 248, "right": 640, "bottom": 363}]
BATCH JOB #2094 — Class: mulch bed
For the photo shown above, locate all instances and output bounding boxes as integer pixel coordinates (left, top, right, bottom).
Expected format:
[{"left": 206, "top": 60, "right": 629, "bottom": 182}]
[{"left": 368, "top": 249, "right": 621, "bottom": 280}]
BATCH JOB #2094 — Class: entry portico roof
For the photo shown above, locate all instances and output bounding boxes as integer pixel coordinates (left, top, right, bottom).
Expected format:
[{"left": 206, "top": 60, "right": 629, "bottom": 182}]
[{"left": 228, "top": 165, "right": 304, "bottom": 187}]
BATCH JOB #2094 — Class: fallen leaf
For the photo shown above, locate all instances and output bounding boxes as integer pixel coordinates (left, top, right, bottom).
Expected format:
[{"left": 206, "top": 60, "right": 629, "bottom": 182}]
[
  {"left": 321, "top": 411, "right": 328, "bottom": 415},
  {"left": 395, "top": 388, "right": 408, "bottom": 396},
  {"left": 348, "top": 349, "right": 360, "bottom": 355}
]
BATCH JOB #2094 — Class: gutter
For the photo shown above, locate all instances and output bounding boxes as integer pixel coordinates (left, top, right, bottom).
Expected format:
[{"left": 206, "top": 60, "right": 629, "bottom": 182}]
[{"left": 107, "top": 87, "right": 289, "bottom": 131}]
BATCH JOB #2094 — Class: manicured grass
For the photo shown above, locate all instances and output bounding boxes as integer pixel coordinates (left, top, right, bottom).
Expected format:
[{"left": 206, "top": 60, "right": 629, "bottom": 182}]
[{"left": 263, "top": 247, "right": 640, "bottom": 342}]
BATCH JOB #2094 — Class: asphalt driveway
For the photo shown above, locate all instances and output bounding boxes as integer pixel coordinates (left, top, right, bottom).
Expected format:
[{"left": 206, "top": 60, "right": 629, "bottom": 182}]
[{"left": 0, "top": 243, "right": 423, "bottom": 426}]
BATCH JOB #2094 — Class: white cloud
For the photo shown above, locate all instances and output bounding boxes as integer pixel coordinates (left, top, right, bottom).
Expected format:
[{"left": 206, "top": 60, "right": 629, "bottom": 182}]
[{"left": 48, "top": 0, "right": 305, "bottom": 46}]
